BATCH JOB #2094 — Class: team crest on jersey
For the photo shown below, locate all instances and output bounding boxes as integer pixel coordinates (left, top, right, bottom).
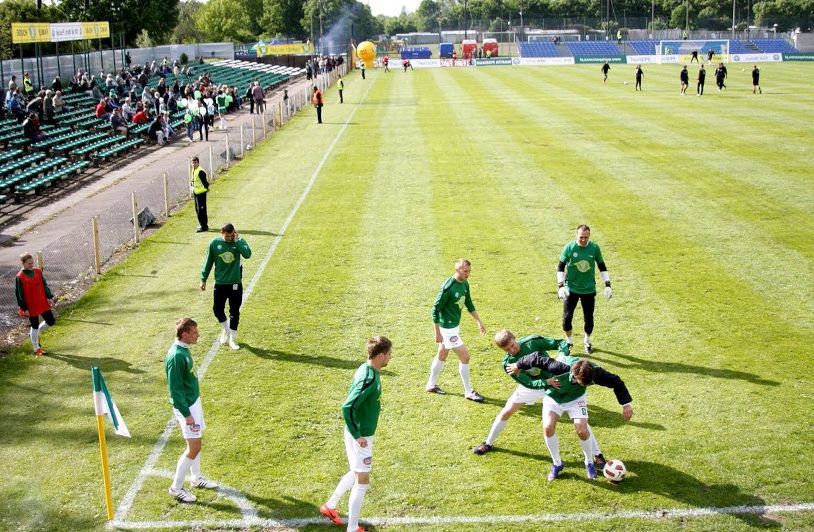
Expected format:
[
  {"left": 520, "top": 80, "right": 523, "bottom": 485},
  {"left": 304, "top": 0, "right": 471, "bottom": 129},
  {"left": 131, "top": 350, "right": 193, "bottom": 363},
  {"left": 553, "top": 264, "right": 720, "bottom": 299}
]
[
  {"left": 573, "top": 252, "right": 578, "bottom": 258},
  {"left": 574, "top": 259, "right": 591, "bottom": 272},
  {"left": 218, "top": 251, "right": 236, "bottom": 263},
  {"left": 454, "top": 292, "right": 459, "bottom": 298},
  {"left": 450, "top": 336, "right": 459, "bottom": 343},
  {"left": 217, "top": 244, "right": 222, "bottom": 250},
  {"left": 363, "top": 457, "right": 372, "bottom": 465}
]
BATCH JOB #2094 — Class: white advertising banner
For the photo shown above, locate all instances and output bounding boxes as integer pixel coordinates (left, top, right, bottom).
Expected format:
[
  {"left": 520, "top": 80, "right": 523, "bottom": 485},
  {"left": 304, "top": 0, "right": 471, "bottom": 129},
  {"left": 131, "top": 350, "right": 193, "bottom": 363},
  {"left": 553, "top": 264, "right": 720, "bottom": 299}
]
[
  {"left": 513, "top": 57, "right": 575, "bottom": 66},
  {"left": 410, "top": 59, "right": 441, "bottom": 68},
  {"left": 50, "top": 22, "right": 83, "bottom": 42},
  {"left": 440, "top": 58, "right": 474, "bottom": 67},
  {"left": 626, "top": 55, "right": 660, "bottom": 64},
  {"left": 730, "top": 53, "right": 783, "bottom": 63}
]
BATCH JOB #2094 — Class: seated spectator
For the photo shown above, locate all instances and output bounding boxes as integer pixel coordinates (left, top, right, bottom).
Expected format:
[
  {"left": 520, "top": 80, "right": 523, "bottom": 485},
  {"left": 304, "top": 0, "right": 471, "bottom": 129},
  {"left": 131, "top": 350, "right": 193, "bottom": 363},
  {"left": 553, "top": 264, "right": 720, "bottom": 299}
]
[
  {"left": 132, "top": 105, "right": 149, "bottom": 124},
  {"left": 121, "top": 97, "right": 135, "bottom": 122},
  {"left": 52, "top": 91, "right": 64, "bottom": 114},
  {"left": 141, "top": 87, "right": 153, "bottom": 109},
  {"left": 52, "top": 76, "right": 62, "bottom": 92},
  {"left": 26, "top": 94, "right": 43, "bottom": 119},
  {"left": 95, "top": 98, "right": 110, "bottom": 120},
  {"left": 167, "top": 91, "right": 178, "bottom": 114},
  {"left": 9, "top": 96, "right": 26, "bottom": 123},
  {"left": 148, "top": 114, "right": 168, "bottom": 145},
  {"left": 8, "top": 75, "right": 17, "bottom": 92},
  {"left": 43, "top": 90, "right": 55, "bottom": 124},
  {"left": 158, "top": 97, "right": 167, "bottom": 115},
  {"left": 23, "top": 113, "right": 47, "bottom": 141},
  {"left": 110, "top": 108, "right": 129, "bottom": 136},
  {"left": 162, "top": 113, "right": 176, "bottom": 139}
]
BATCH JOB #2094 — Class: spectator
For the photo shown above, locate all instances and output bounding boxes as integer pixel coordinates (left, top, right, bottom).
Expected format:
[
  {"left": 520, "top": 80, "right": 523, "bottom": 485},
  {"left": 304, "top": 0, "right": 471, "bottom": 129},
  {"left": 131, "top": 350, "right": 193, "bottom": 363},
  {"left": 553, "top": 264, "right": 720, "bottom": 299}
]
[
  {"left": 23, "top": 113, "right": 47, "bottom": 141},
  {"left": 52, "top": 91, "right": 64, "bottom": 114},
  {"left": 245, "top": 82, "right": 254, "bottom": 114},
  {"left": 121, "top": 97, "right": 135, "bottom": 121},
  {"left": 8, "top": 75, "right": 17, "bottom": 92},
  {"left": 51, "top": 76, "right": 62, "bottom": 92},
  {"left": 162, "top": 113, "right": 176, "bottom": 140},
  {"left": 148, "top": 114, "right": 166, "bottom": 145},
  {"left": 9, "top": 95, "right": 26, "bottom": 123},
  {"left": 252, "top": 81, "right": 265, "bottom": 114},
  {"left": 26, "top": 93, "right": 44, "bottom": 120},
  {"left": 95, "top": 98, "right": 110, "bottom": 120},
  {"left": 43, "top": 90, "right": 55, "bottom": 124},
  {"left": 196, "top": 97, "right": 208, "bottom": 141},
  {"left": 167, "top": 91, "right": 178, "bottom": 114},
  {"left": 23, "top": 72, "right": 35, "bottom": 97},
  {"left": 110, "top": 108, "right": 129, "bottom": 136},
  {"left": 132, "top": 104, "right": 149, "bottom": 124}
]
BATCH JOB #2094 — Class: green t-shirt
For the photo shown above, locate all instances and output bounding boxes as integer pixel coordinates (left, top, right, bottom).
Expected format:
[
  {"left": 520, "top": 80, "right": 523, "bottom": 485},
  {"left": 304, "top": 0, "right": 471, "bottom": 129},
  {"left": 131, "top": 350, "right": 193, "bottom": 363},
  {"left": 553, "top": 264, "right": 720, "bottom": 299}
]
[
  {"left": 502, "top": 335, "right": 571, "bottom": 390},
  {"left": 164, "top": 342, "right": 200, "bottom": 417},
  {"left": 342, "top": 363, "right": 382, "bottom": 438},
  {"left": 559, "top": 240, "right": 605, "bottom": 294},
  {"left": 216, "top": 94, "right": 227, "bottom": 113},
  {"left": 544, "top": 355, "right": 598, "bottom": 404},
  {"left": 201, "top": 237, "right": 252, "bottom": 285},
  {"left": 431, "top": 277, "right": 475, "bottom": 328}
]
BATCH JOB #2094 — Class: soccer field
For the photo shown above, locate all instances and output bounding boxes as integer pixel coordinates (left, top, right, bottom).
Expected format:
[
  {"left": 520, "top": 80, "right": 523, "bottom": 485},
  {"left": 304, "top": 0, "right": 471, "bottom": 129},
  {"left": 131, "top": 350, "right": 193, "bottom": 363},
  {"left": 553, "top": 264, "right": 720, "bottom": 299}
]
[{"left": 1, "top": 64, "right": 813, "bottom": 531}]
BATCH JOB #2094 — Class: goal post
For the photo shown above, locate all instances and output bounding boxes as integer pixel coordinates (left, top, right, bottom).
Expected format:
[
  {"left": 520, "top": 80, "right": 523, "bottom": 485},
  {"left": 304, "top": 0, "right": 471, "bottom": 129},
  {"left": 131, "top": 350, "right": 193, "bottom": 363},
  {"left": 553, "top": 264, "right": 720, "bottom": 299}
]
[{"left": 658, "top": 39, "right": 730, "bottom": 64}]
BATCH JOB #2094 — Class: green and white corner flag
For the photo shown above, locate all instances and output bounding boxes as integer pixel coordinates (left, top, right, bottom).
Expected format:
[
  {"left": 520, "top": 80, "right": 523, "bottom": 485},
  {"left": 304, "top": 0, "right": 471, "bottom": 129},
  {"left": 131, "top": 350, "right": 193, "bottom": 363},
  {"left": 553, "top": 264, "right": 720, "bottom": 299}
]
[{"left": 92, "top": 367, "right": 130, "bottom": 438}]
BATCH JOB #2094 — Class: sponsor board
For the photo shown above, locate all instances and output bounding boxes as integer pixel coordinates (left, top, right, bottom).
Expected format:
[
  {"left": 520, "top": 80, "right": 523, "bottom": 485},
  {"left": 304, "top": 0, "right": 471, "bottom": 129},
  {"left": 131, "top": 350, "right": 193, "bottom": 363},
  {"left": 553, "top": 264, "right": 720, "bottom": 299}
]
[
  {"left": 410, "top": 59, "right": 441, "bottom": 68},
  {"left": 11, "top": 23, "right": 50, "bottom": 44},
  {"left": 50, "top": 22, "right": 83, "bottom": 43},
  {"left": 783, "top": 53, "right": 814, "bottom": 61},
  {"left": 626, "top": 55, "right": 661, "bottom": 64},
  {"left": 574, "top": 55, "right": 626, "bottom": 64},
  {"left": 256, "top": 43, "right": 311, "bottom": 56},
  {"left": 13, "top": 21, "right": 109, "bottom": 43},
  {"left": 474, "top": 57, "right": 513, "bottom": 66},
  {"left": 731, "top": 53, "right": 782, "bottom": 63},
  {"left": 440, "top": 59, "right": 474, "bottom": 68},
  {"left": 658, "top": 54, "right": 680, "bottom": 64},
  {"left": 512, "top": 57, "right": 575, "bottom": 66}
]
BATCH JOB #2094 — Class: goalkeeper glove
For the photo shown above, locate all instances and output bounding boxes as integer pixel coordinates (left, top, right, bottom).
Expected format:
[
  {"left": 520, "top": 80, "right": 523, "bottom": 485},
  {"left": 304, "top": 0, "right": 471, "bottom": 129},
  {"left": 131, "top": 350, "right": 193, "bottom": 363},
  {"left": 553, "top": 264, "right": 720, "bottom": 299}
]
[
  {"left": 603, "top": 285, "right": 612, "bottom": 299},
  {"left": 557, "top": 285, "right": 569, "bottom": 300}
]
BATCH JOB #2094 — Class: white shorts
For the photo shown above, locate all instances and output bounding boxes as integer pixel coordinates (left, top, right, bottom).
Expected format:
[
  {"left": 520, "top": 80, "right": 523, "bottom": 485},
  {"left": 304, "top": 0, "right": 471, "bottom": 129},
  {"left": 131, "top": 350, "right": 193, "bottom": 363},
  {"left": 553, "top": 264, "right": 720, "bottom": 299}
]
[
  {"left": 509, "top": 385, "right": 549, "bottom": 405},
  {"left": 543, "top": 393, "right": 589, "bottom": 420},
  {"left": 173, "top": 397, "right": 206, "bottom": 439},
  {"left": 344, "top": 428, "right": 374, "bottom": 473},
  {"left": 438, "top": 326, "right": 464, "bottom": 349}
]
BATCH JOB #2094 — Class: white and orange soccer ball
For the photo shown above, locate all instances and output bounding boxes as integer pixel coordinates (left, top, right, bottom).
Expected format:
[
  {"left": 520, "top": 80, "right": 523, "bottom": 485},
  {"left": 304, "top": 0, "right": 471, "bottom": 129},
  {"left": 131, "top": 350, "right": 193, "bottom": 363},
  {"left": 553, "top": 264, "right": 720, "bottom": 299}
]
[{"left": 603, "top": 459, "right": 627, "bottom": 482}]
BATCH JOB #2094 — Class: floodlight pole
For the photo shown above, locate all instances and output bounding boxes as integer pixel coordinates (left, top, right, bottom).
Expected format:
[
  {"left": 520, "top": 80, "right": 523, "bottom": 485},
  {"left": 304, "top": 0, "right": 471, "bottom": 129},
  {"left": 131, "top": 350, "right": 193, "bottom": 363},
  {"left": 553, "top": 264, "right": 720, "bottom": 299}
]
[
  {"left": 732, "top": 0, "right": 736, "bottom": 39},
  {"left": 685, "top": 0, "right": 689, "bottom": 33},
  {"left": 464, "top": 0, "right": 468, "bottom": 40}
]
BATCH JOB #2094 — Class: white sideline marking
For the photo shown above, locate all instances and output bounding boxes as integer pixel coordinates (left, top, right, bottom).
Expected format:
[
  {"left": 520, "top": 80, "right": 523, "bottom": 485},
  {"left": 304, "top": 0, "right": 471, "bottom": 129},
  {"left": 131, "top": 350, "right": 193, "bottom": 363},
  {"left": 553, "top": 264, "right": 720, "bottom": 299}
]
[
  {"left": 148, "top": 469, "right": 260, "bottom": 522},
  {"left": 112, "top": 502, "right": 814, "bottom": 529},
  {"left": 112, "top": 77, "right": 378, "bottom": 526}
]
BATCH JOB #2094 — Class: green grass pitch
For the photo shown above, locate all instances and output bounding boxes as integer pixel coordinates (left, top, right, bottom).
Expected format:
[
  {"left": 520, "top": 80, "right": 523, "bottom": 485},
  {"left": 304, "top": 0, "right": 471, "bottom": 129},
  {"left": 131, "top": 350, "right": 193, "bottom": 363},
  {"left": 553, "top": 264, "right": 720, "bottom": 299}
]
[{"left": 1, "top": 63, "right": 813, "bottom": 531}]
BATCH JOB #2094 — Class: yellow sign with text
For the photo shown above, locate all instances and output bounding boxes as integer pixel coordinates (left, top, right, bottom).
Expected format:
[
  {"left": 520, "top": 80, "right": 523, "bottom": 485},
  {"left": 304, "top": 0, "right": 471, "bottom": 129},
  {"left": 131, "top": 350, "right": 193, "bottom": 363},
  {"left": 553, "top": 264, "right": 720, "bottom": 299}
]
[
  {"left": 82, "top": 21, "right": 110, "bottom": 40},
  {"left": 256, "top": 43, "right": 310, "bottom": 56},
  {"left": 11, "top": 22, "right": 51, "bottom": 44}
]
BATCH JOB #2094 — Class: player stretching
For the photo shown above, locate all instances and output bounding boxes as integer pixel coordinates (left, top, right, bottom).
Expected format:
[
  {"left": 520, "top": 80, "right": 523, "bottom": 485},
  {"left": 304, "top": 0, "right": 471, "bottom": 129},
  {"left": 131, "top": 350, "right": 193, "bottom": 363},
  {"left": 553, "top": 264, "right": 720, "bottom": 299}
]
[
  {"left": 507, "top": 354, "right": 633, "bottom": 480},
  {"left": 426, "top": 258, "right": 486, "bottom": 402},
  {"left": 166, "top": 318, "right": 219, "bottom": 502},
  {"left": 321, "top": 336, "right": 392, "bottom": 532},
  {"left": 473, "top": 330, "right": 606, "bottom": 469},
  {"left": 557, "top": 225, "right": 612, "bottom": 354}
]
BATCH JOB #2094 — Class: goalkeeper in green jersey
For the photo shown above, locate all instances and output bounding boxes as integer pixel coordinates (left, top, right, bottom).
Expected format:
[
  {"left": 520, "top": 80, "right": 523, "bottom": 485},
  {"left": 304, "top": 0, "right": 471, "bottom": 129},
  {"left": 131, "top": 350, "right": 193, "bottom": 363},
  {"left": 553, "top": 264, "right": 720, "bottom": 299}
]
[
  {"left": 506, "top": 353, "right": 633, "bottom": 480},
  {"left": 557, "top": 224, "right": 612, "bottom": 354},
  {"left": 473, "top": 330, "right": 605, "bottom": 469},
  {"left": 426, "top": 258, "right": 487, "bottom": 402},
  {"left": 321, "top": 337, "right": 392, "bottom": 532}
]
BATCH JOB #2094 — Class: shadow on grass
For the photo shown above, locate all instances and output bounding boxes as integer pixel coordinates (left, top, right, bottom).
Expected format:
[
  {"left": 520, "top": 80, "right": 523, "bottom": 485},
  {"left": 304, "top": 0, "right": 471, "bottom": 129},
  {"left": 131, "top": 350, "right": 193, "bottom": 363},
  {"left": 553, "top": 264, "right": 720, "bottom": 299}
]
[
  {"left": 595, "top": 460, "right": 782, "bottom": 527},
  {"left": 241, "top": 343, "right": 395, "bottom": 375},
  {"left": 588, "top": 404, "right": 666, "bottom": 431},
  {"left": 591, "top": 349, "right": 779, "bottom": 387},
  {"left": 46, "top": 351, "right": 145, "bottom": 374},
  {"left": 234, "top": 229, "right": 280, "bottom": 236},
  {"left": 244, "top": 491, "right": 318, "bottom": 520}
]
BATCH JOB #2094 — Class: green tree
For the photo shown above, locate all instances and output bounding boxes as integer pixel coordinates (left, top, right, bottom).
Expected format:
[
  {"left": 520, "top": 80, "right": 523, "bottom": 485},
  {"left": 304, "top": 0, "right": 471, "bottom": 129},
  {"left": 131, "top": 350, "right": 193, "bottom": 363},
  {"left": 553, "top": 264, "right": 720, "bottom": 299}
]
[
  {"left": 58, "top": 0, "right": 179, "bottom": 45},
  {"left": 196, "top": 0, "right": 255, "bottom": 42},
  {"left": 261, "top": 0, "right": 306, "bottom": 38},
  {"left": 0, "top": 0, "right": 58, "bottom": 60},
  {"left": 172, "top": 0, "right": 206, "bottom": 43}
]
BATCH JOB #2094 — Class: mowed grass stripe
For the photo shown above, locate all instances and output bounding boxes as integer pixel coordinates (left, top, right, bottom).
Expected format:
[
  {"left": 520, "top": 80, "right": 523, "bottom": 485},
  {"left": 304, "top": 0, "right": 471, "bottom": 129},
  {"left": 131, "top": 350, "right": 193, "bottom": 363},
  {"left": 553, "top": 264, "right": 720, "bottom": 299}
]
[
  {"left": 450, "top": 69, "right": 812, "bottom": 494},
  {"left": 471, "top": 67, "right": 814, "bottom": 328}
]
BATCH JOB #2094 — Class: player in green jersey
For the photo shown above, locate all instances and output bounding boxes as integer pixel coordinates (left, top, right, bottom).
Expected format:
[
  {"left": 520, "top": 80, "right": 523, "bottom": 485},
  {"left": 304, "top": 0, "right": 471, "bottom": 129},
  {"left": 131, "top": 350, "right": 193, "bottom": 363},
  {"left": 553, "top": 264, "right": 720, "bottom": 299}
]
[
  {"left": 426, "top": 258, "right": 487, "bottom": 402},
  {"left": 472, "top": 330, "right": 606, "bottom": 468},
  {"left": 165, "top": 318, "right": 219, "bottom": 503},
  {"left": 507, "top": 353, "right": 633, "bottom": 480},
  {"left": 201, "top": 223, "right": 252, "bottom": 350},
  {"left": 321, "top": 336, "right": 392, "bottom": 532},
  {"left": 557, "top": 225, "right": 612, "bottom": 354}
]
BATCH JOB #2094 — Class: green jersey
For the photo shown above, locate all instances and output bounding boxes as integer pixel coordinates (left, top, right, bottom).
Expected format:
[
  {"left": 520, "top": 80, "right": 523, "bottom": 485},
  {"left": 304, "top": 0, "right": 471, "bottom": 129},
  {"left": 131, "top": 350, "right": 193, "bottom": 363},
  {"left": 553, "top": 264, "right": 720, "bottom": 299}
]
[
  {"left": 201, "top": 237, "right": 252, "bottom": 285},
  {"left": 165, "top": 341, "right": 200, "bottom": 417},
  {"left": 559, "top": 240, "right": 605, "bottom": 294},
  {"left": 502, "top": 335, "right": 571, "bottom": 390},
  {"left": 431, "top": 277, "right": 475, "bottom": 328},
  {"left": 342, "top": 363, "right": 382, "bottom": 438},
  {"left": 216, "top": 94, "right": 227, "bottom": 113}
]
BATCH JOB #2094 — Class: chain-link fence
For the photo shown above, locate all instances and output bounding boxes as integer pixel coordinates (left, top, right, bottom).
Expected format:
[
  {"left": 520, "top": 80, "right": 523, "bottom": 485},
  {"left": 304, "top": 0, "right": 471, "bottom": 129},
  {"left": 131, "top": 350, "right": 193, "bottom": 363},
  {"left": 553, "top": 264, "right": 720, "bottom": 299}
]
[{"left": 0, "top": 64, "right": 347, "bottom": 339}]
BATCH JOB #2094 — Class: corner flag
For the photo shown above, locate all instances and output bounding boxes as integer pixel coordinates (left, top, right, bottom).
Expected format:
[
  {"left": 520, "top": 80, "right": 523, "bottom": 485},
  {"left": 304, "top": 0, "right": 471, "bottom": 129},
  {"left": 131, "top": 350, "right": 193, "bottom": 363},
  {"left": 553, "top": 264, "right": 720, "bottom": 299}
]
[{"left": 92, "top": 367, "right": 130, "bottom": 437}]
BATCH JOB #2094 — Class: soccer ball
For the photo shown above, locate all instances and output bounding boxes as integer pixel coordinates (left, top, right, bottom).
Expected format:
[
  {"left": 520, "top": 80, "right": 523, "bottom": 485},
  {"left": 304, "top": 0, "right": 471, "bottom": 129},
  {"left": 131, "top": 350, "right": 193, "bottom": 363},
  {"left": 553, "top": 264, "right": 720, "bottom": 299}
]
[
  {"left": 624, "top": 81, "right": 628, "bottom": 85},
  {"left": 603, "top": 459, "right": 627, "bottom": 482}
]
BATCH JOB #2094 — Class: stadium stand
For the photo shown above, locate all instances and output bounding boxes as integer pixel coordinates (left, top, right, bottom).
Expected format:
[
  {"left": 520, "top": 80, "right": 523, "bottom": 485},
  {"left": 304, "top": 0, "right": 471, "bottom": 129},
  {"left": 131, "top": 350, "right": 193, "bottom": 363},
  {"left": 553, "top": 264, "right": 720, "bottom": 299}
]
[
  {"left": 629, "top": 40, "right": 658, "bottom": 55},
  {"left": 566, "top": 41, "right": 622, "bottom": 56},
  {"left": 751, "top": 39, "right": 799, "bottom": 53},
  {"left": 518, "top": 42, "right": 560, "bottom": 58}
]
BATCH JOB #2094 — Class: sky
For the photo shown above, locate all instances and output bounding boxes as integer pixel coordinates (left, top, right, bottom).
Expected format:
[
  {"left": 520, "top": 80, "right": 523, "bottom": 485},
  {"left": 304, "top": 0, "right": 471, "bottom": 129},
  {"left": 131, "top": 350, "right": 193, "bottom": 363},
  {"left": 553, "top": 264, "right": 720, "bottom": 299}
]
[{"left": 364, "top": 0, "right": 422, "bottom": 17}]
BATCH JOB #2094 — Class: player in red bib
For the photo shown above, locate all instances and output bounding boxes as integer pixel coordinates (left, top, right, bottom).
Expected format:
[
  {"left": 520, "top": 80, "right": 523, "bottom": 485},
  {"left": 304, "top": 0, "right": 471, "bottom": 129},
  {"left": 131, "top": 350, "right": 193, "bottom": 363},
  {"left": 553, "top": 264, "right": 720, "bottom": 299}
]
[{"left": 15, "top": 252, "right": 55, "bottom": 356}]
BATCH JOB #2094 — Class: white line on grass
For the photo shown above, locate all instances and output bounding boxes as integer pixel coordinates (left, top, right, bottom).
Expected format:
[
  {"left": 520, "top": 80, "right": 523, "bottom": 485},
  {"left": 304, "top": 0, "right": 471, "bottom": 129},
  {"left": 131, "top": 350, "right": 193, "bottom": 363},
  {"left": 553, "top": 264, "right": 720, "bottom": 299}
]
[
  {"left": 112, "top": 76, "right": 379, "bottom": 527},
  {"left": 113, "top": 502, "right": 814, "bottom": 529}
]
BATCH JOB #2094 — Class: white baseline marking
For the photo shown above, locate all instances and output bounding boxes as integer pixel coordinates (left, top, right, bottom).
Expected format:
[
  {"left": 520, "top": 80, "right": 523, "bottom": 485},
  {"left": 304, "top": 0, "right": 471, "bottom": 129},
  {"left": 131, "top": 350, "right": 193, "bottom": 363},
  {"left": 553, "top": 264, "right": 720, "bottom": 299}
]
[
  {"left": 112, "top": 75, "right": 379, "bottom": 526},
  {"left": 112, "top": 502, "right": 814, "bottom": 529}
]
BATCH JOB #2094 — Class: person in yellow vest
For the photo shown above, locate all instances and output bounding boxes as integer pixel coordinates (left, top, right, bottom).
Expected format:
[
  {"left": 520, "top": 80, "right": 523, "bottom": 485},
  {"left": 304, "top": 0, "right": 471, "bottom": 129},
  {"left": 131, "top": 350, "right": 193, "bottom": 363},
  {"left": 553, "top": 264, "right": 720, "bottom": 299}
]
[
  {"left": 23, "top": 72, "right": 34, "bottom": 97},
  {"left": 190, "top": 157, "right": 209, "bottom": 232},
  {"left": 312, "top": 86, "right": 323, "bottom": 124}
]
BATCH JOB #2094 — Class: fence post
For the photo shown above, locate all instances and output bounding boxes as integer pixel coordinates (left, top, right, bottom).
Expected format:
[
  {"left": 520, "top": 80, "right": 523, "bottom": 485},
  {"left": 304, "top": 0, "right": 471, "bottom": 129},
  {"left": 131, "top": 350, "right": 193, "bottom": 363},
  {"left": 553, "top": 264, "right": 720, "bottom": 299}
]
[
  {"left": 131, "top": 191, "right": 139, "bottom": 244},
  {"left": 208, "top": 145, "right": 214, "bottom": 180},
  {"left": 262, "top": 112, "right": 267, "bottom": 136},
  {"left": 252, "top": 115, "right": 257, "bottom": 146},
  {"left": 240, "top": 125, "right": 245, "bottom": 158},
  {"left": 225, "top": 135, "right": 230, "bottom": 167},
  {"left": 36, "top": 251, "right": 43, "bottom": 270},
  {"left": 163, "top": 171, "right": 170, "bottom": 217},
  {"left": 91, "top": 217, "right": 101, "bottom": 275}
]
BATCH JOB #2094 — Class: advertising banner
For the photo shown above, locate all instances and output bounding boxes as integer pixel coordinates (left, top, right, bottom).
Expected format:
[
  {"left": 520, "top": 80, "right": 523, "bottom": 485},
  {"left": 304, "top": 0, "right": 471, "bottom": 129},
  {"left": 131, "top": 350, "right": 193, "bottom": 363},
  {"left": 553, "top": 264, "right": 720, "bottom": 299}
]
[
  {"left": 257, "top": 43, "right": 310, "bottom": 56},
  {"left": 82, "top": 21, "right": 110, "bottom": 40},
  {"left": 512, "top": 57, "right": 575, "bottom": 66},
  {"left": 50, "top": 22, "right": 83, "bottom": 42},
  {"left": 474, "top": 57, "right": 513, "bottom": 66},
  {"left": 11, "top": 22, "right": 50, "bottom": 44},
  {"left": 783, "top": 53, "right": 814, "bottom": 61},
  {"left": 12, "top": 21, "right": 109, "bottom": 43},
  {"left": 574, "top": 55, "right": 626, "bottom": 64},
  {"left": 410, "top": 59, "right": 441, "bottom": 68},
  {"left": 626, "top": 55, "right": 661, "bottom": 64},
  {"left": 440, "top": 58, "right": 473, "bottom": 67},
  {"left": 731, "top": 53, "right": 782, "bottom": 63}
]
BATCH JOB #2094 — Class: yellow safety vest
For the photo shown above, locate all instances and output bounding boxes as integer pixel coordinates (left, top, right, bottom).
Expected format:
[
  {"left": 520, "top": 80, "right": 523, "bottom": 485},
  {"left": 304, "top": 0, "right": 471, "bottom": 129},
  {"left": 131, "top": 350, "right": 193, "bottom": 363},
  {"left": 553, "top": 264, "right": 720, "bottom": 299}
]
[
  {"left": 191, "top": 167, "right": 207, "bottom": 194},
  {"left": 23, "top": 77, "right": 33, "bottom": 92}
]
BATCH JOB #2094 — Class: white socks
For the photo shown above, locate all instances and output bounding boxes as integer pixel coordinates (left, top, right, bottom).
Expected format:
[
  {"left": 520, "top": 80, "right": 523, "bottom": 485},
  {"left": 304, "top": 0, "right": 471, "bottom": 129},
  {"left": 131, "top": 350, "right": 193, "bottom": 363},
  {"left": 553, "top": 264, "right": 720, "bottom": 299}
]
[
  {"left": 190, "top": 453, "right": 201, "bottom": 480},
  {"left": 579, "top": 435, "right": 593, "bottom": 464},
  {"left": 544, "top": 434, "right": 562, "bottom": 465},
  {"left": 326, "top": 470, "right": 355, "bottom": 509},
  {"left": 229, "top": 329, "right": 237, "bottom": 340},
  {"left": 427, "top": 356, "right": 445, "bottom": 388},
  {"left": 458, "top": 363, "right": 473, "bottom": 395},
  {"left": 588, "top": 424, "right": 602, "bottom": 456},
  {"left": 220, "top": 321, "right": 228, "bottom": 333},
  {"left": 584, "top": 333, "right": 591, "bottom": 346},
  {"left": 38, "top": 321, "right": 50, "bottom": 333},
  {"left": 30, "top": 327, "right": 40, "bottom": 350},
  {"left": 172, "top": 453, "right": 194, "bottom": 490},
  {"left": 346, "top": 482, "right": 368, "bottom": 531},
  {"left": 486, "top": 417, "right": 507, "bottom": 446},
  {"left": 566, "top": 335, "right": 573, "bottom": 345}
]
